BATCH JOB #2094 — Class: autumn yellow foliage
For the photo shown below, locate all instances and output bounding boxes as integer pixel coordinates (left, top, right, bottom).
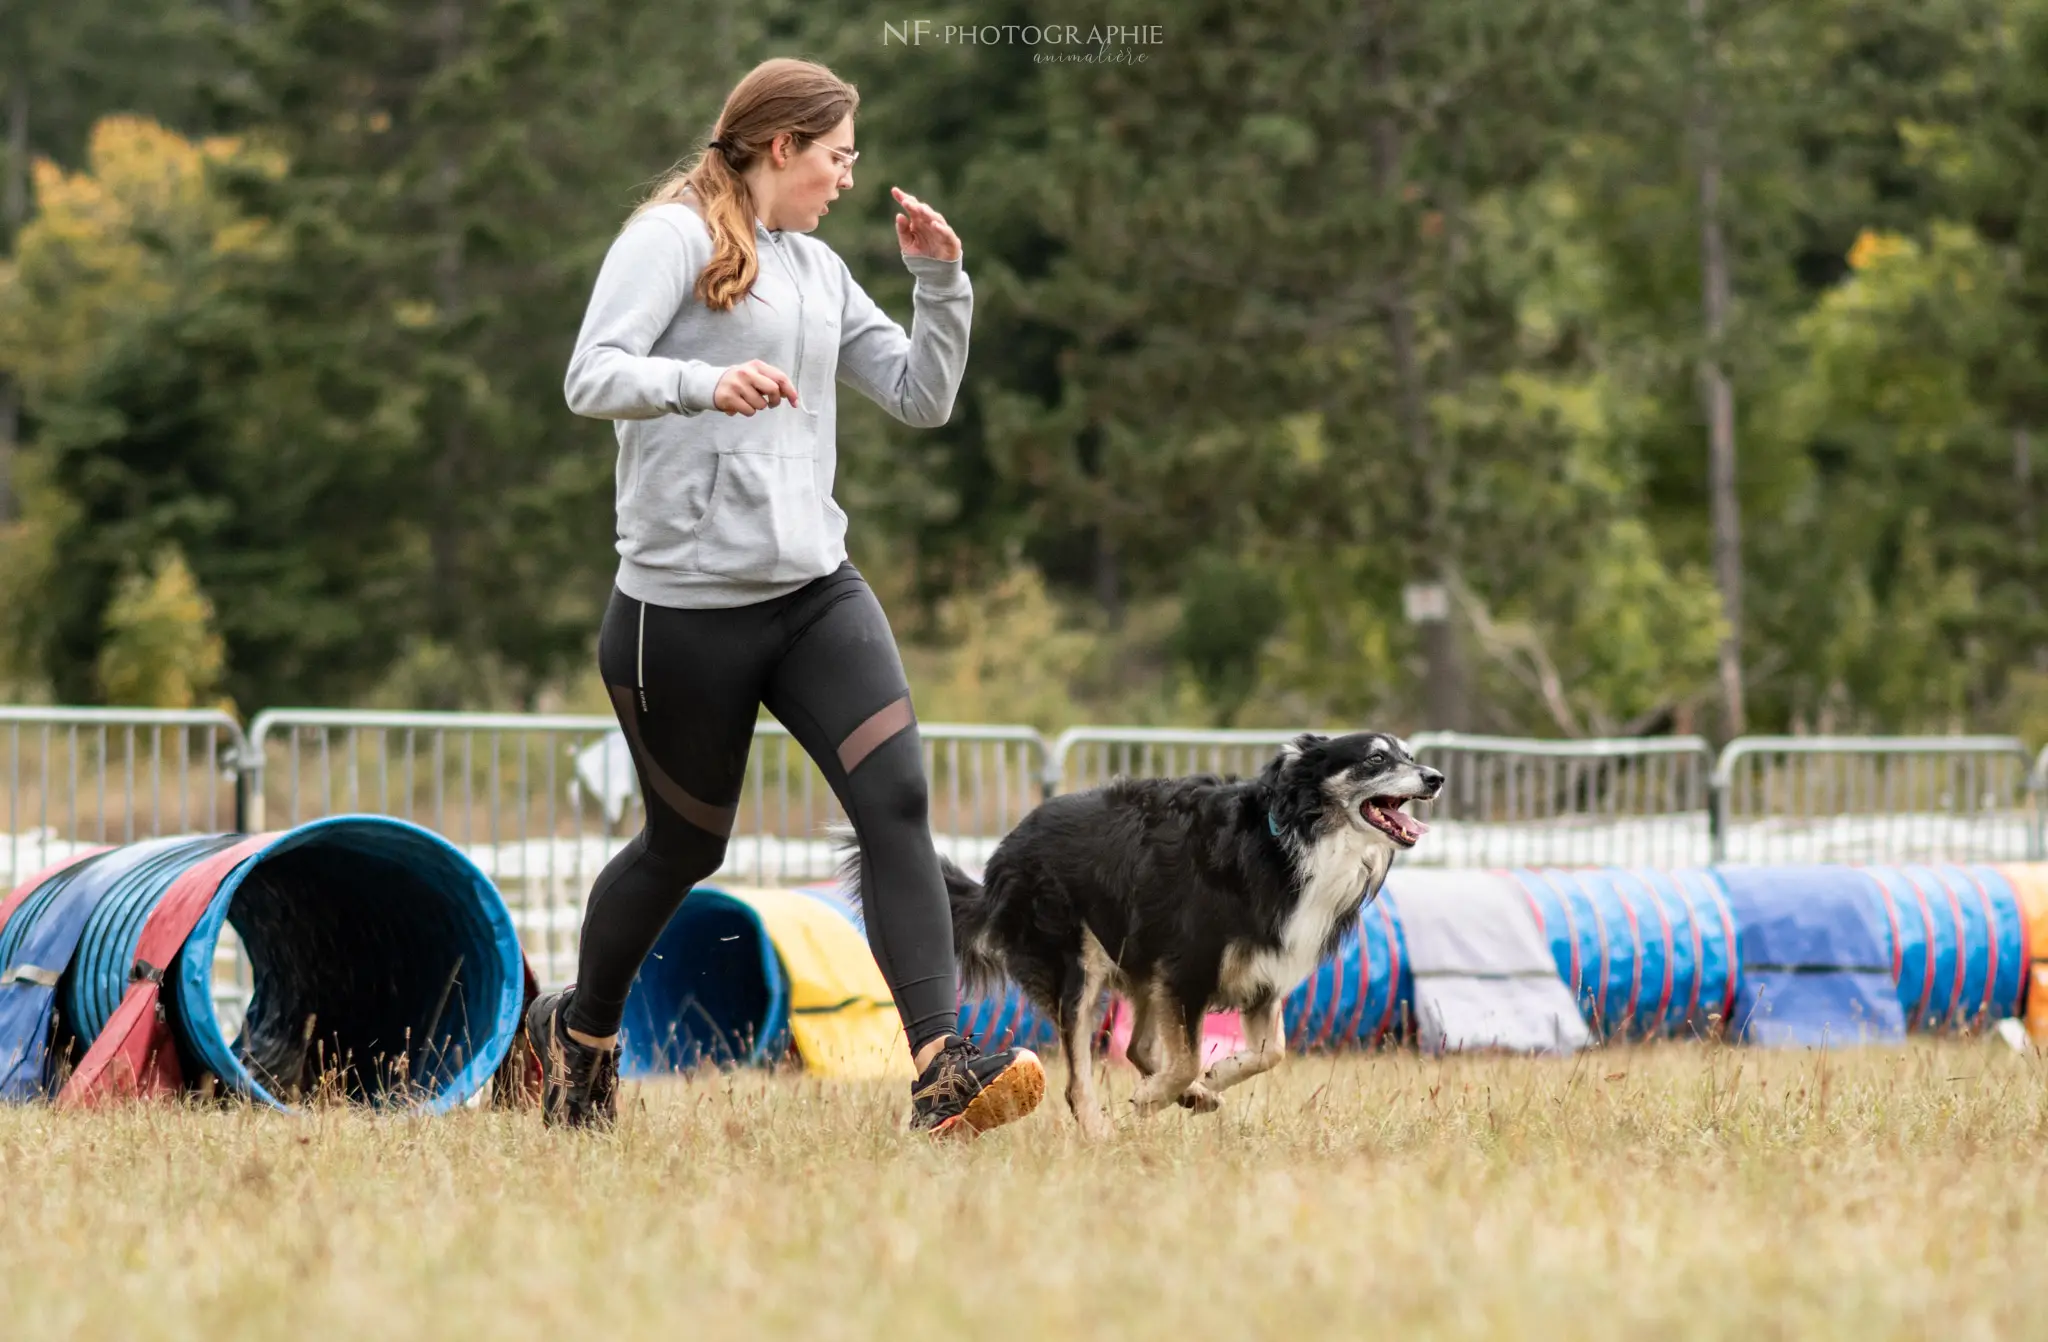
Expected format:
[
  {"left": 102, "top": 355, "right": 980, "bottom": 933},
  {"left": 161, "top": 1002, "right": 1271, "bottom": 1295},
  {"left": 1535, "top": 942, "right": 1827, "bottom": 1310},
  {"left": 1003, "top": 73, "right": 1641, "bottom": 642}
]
[{"left": 0, "top": 115, "right": 277, "bottom": 407}]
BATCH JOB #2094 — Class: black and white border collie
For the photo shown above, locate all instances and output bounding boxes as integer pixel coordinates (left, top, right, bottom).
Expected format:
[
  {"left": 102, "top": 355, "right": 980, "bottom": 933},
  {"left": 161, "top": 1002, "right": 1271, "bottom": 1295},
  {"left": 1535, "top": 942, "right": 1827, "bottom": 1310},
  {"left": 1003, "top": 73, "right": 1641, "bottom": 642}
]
[{"left": 842, "top": 731, "right": 1443, "bottom": 1138}]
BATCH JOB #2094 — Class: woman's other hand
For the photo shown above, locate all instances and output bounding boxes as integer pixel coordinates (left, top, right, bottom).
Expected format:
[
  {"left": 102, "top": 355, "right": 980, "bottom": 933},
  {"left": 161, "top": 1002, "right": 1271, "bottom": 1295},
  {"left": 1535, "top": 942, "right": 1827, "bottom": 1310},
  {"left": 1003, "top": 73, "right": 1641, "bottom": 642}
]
[
  {"left": 892, "top": 186, "right": 962, "bottom": 263},
  {"left": 713, "top": 360, "right": 800, "bottom": 415}
]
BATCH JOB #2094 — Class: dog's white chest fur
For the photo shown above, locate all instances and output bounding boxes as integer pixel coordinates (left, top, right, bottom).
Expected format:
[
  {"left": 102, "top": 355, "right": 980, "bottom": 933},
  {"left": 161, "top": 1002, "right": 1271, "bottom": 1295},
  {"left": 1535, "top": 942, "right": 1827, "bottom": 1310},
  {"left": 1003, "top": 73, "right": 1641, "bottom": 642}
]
[{"left": 1219, "top": 825, "right": 1393, "bottom": 1006}]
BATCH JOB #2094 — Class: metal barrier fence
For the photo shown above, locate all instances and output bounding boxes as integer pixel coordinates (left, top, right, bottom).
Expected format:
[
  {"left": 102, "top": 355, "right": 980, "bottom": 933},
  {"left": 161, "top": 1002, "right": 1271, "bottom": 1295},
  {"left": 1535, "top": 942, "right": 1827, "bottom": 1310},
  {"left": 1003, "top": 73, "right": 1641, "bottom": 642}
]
[
  {"left": 1049, "top": 728, "right": 1716, "bottom": 868},
  {"left": 243, "top": 709, "right": 1047, "bottom": 985},
  {"left": 1713, "top": 735, "right": 2038, "bottom": 865},
  {"left": 1411, "top": 733, "right": 1714, "bottom": 868},
  {"left": 1050, "top": 727, "right": 1310, "bottom": 794},
  {"left": 1, "top": 707, "right": 247, "bottom": 889},
  {"left": 11, "top": 707, "right": 2048, "bottom": 992},
  {"left": 0, "top": 706, "right": 253, "bottom": 1029}
]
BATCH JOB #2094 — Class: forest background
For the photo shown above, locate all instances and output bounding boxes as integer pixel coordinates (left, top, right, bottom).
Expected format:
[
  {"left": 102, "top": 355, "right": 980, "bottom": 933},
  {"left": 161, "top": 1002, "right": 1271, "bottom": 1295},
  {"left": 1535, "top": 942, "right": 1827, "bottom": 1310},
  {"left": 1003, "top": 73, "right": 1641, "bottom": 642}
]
[{"left": 5, "top": 0, "right": 2046, "bottom": 746}]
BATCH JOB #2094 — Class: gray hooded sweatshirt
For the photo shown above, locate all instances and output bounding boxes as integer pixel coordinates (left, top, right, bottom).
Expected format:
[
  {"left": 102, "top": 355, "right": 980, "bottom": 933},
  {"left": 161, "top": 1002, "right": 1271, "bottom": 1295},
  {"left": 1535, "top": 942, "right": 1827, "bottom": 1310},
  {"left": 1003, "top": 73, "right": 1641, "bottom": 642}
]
[{"left": 564, "top": 202, "right": 972, "bottom": 608}]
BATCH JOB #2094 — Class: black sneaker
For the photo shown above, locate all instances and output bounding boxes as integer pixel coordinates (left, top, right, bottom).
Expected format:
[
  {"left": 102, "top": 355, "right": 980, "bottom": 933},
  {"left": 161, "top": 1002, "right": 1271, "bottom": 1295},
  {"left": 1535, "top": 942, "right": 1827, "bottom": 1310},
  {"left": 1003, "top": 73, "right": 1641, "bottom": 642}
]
[
  {"left": 908, "top": 1035, "right": 1045, "bottom": 1137},
  {"left": 526, "top": 988, "right": 620, "bottom": 1130}
]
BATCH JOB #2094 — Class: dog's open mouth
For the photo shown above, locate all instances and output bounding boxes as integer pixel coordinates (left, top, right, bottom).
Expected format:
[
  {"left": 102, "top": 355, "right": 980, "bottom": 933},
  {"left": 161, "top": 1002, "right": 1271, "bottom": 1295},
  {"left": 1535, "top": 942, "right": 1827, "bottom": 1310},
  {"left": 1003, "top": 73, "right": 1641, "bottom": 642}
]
[{"left": 1361, "top": 796, "right": 1429, "bottom": 847}]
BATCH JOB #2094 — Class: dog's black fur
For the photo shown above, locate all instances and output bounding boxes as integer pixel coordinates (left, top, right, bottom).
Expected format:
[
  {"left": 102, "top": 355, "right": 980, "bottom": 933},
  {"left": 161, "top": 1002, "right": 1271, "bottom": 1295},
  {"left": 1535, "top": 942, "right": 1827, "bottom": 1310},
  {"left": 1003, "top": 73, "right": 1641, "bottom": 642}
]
[{"left": 839, "top": 730, "right": 1443, "bottom": 1136}]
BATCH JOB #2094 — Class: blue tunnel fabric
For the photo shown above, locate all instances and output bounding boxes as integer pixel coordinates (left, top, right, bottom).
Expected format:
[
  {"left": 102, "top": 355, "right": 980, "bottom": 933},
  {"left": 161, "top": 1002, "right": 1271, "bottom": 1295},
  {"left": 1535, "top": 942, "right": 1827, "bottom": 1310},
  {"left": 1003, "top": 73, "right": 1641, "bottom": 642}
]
[
  {"left": 1668, "top": 868, "right": 1740, "bottom": 1033},
  {"left": 1921, "top": 865, "right": 1990, "bottom": 1025},
  {"left": 65, "top": 835, "right": 246, "bottom": 1044},
  {"left": 1509, "top": 869, "right": 1608, "bottom": 1029},
  {"left": 1601, "top": 869, "right": 1673, "bottom": 1036},
  {"left": 171, "top": 817, "right": 525, "bottom": 1112},
  {"left": 1511, "top": 868, "right": 1738, "bottom": 1041},
  {"left": 1966, "top": 865, "right": 2028, "bottom": 1021},
  {"left": 1672, "top": 868, "right": 1741, "bottom": 1031},
  {"left": 0, "top": 835, "right": 241, "bottom": 1099},
  {"left": 1579, "top": 869, "right": 1651, "bottom": 1036},
  {"left": 1714, "top": 866, "right": 1905, "bottom": 1046},
  {"left": 1860, "top": 865, "right": 2025, "bottom": 1029},
  {"left": 617, "top": 887, "right": 792, "bottom": 1076},
  {"left": 957, "top": 983, "right": 1060, "bottom": 1054}
]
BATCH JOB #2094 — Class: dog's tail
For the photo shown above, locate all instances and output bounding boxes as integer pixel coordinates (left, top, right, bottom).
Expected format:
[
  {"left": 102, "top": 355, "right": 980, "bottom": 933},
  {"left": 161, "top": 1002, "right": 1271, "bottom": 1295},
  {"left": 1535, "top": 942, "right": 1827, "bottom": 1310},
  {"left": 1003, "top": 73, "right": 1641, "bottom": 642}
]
[{"left": 827, "top": 822, "right": 1005, "bottom": 997}]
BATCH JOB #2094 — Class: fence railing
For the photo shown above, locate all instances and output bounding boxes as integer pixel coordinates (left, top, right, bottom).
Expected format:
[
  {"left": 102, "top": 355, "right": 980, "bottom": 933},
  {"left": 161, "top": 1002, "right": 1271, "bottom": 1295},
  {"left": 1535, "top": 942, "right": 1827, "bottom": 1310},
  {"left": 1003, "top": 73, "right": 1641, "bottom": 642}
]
[
  {"left": 1049, "top": 728, "right": 1718, "bottom": 868},
  {"left": 1, "top": 707, "right": 247, "bottom": 889},
  {"left": 1410, "top": 732, "right": 1714, "bottom": 869},
  {"left": 12, "top": 706, "right": 2048, "bottom": 993},
  {"left": 1049, "top": 727, "right": 1314, "bottom": 794},
  {"left": 1712, "top": 735, "right": 2037, "bottom": 866}
]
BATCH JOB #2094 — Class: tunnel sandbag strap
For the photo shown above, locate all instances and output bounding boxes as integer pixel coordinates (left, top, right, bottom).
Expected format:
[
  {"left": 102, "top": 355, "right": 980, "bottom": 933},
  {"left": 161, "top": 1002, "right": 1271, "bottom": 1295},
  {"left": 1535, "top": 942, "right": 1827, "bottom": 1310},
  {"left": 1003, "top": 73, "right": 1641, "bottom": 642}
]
[
  {"left": 58, "top": 834, "right": 279, "bottom": 1109},
  {"left": 727, "top": 886, "right": 915, "bottom": 1081},
  {"left": 1388, "top": 870, "right": 1590, "bottom": 1056},
  {"left": 1, "top": 965, "right": 59, "bottom": 988},
  {"left": 790, "top": 994, "right": 895, "bottom": 1015},
  {"left": 0, "top": 846, "right": 114, "bottom": 939}
]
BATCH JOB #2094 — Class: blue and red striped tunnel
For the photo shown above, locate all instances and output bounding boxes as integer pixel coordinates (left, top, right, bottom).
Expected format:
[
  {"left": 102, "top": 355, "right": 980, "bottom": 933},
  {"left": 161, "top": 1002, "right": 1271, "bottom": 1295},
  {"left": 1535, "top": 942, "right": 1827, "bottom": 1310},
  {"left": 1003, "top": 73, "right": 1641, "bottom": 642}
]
[{"left": 0, "top": 817, "right": 524, "bottom": 1111}]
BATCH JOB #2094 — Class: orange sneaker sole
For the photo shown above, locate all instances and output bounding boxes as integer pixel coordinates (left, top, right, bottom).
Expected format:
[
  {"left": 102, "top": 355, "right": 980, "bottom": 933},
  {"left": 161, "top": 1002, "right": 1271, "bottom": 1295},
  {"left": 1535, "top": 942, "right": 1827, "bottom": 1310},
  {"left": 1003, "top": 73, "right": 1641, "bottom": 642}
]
[{"left": 928, "top": 1049, "right": 1046, "bottom": 1139}]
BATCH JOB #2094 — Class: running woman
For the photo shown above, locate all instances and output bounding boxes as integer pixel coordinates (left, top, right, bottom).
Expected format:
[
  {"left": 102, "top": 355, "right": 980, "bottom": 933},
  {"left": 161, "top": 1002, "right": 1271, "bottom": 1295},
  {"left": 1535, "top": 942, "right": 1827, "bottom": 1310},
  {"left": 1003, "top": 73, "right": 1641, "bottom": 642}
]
[{"left": 527, "top": 57, "right": 1046, "bottom": 1137}]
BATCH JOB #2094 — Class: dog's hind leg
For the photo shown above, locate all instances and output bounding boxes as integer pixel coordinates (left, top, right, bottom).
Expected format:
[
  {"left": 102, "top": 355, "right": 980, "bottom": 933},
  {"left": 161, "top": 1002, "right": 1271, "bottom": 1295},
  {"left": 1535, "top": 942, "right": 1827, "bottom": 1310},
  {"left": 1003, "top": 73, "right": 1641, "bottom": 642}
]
[
  {"left": 1128, "top": 981, "right": 1218, "bottom": 1112},
  {"left": 1130, "top": 994, "right": 1204, "bottom": 1116},
  {"left": 1058, "top": 931, "right": 1115, "bottom": 1141},
  {"left": 1124, "top": 979, "right": 1162, "bottom": 1078},
  {"left": 1200, "top": 997, "right": 1285, "bottom": 1095}
]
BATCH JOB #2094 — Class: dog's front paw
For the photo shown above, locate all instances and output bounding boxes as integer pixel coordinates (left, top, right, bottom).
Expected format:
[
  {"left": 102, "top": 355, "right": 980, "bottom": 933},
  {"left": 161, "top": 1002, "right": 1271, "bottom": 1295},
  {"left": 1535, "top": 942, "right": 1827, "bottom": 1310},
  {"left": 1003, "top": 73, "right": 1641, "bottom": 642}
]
[{"left": 1176, "top": 1082, "right": 1221, "bottom": 1114}]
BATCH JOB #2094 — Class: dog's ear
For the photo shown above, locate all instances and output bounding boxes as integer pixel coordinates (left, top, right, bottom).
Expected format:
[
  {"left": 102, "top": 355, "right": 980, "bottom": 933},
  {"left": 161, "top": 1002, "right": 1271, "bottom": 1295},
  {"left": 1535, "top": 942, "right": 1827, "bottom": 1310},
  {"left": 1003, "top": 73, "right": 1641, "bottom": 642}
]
[
  {"left": 1281, "top": 732, "right": 1326, "bottom": 761},
  {"left": 1263, "top": 732, "right": 1324, "bottom": 785}
]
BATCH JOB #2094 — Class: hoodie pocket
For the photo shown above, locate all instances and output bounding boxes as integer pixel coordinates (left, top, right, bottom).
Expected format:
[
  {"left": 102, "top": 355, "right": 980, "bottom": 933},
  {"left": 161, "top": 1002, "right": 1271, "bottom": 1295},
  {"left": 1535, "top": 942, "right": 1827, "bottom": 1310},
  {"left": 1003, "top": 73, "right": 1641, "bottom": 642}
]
[{"left": 693, "top": 445, "right": 832, "bottom": 582}]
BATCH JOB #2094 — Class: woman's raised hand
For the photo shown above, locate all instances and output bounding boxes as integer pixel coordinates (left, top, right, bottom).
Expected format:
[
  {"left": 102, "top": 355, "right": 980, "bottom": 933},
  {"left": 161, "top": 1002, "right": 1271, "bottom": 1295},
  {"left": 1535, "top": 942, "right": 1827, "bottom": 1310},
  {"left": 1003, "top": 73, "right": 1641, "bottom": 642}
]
[
  {"left": 713, "top": 360, "right": 800, "bottom": 415},
  {"left": 893, "top": 187, "right": 962, "bottom": 263}
]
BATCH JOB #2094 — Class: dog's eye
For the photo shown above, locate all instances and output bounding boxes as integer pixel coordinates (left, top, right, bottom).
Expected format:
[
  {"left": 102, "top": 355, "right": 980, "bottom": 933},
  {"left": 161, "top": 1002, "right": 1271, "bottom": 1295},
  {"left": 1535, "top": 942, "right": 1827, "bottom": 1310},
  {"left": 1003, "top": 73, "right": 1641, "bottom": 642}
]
[{"left": 1369, "top": 751, "right": 1386, "bottom": 766}]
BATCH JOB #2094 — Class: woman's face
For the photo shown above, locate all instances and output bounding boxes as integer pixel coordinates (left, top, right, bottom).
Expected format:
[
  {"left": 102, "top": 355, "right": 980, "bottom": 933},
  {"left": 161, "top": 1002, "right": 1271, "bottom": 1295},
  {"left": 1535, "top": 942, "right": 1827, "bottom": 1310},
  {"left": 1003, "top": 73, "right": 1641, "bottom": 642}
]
[{"left": 766, "top": 114, "right": 856, "bottom": 232}]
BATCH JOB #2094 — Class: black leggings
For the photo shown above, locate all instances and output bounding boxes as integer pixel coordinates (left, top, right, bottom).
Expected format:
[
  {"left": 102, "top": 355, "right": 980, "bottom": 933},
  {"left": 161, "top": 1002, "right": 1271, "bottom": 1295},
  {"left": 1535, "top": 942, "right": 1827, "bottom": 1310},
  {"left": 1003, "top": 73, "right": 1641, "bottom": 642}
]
[{"left": 565, "top": 563, "right": 960, "bottom": 1053}]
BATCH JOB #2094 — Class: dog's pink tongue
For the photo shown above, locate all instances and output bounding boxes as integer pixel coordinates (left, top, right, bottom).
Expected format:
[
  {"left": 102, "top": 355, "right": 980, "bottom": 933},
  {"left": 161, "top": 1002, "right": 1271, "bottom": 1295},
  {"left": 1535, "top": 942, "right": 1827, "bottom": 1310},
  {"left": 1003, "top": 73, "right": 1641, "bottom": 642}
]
[{"left": 1399, "top": 810, "right": 1429, "bottom": 840}]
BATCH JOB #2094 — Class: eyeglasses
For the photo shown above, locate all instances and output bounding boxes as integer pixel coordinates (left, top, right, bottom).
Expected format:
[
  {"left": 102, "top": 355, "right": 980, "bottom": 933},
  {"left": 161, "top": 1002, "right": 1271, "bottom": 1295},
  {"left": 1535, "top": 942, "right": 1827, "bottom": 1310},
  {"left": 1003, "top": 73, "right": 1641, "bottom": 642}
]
[{"left": 818, "top": 143, "right": 859, "bottom": 171}]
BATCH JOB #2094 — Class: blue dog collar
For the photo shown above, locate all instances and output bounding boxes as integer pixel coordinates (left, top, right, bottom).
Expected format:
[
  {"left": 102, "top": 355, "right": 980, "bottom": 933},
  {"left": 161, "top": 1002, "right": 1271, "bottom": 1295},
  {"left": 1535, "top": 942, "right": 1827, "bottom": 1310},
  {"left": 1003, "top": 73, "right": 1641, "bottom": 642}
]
[{"left": 1268, "top": 811, "right": 1282, "bottom": 837}]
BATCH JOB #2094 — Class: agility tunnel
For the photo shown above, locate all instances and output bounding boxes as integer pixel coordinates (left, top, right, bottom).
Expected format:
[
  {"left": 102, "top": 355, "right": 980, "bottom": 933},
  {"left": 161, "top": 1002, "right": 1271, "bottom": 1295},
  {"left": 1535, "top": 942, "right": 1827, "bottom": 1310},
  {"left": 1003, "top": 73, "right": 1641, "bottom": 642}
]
[
  {"left": 0, "top": 817, "right": 524, "bottom": 1111},
  {"left": 1501, "top": 868, "right": 1740, "bottom": 1041},
  {"left": 1471, "top": 864, "right": 2036, "bottom": 1048},
  {"left": 616, "top": 884, "right": 912, "bottom": 1081}
]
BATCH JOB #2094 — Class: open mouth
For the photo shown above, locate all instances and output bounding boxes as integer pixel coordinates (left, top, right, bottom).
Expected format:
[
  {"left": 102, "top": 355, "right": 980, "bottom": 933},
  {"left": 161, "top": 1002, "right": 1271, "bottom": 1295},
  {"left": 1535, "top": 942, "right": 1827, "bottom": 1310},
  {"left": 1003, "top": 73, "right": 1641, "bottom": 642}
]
[{"left": 1361, "top": 796, "right": 1428, "bottom": 847}]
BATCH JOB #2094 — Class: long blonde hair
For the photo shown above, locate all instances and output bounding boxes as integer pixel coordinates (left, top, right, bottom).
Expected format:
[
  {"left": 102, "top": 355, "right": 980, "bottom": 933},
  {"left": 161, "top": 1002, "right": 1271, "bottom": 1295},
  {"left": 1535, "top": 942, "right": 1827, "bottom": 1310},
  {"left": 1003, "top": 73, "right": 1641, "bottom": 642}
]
[{"left": 632, "top": 58, "right": 859, "bottom": 313}]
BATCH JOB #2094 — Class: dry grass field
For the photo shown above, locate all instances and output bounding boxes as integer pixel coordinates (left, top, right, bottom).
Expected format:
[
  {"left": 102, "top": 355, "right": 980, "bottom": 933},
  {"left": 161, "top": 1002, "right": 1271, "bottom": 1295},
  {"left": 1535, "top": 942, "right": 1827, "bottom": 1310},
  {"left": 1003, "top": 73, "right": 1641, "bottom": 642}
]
[{"left": 3, "top": 1041, "right": 2045, "bottom": 1341}]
